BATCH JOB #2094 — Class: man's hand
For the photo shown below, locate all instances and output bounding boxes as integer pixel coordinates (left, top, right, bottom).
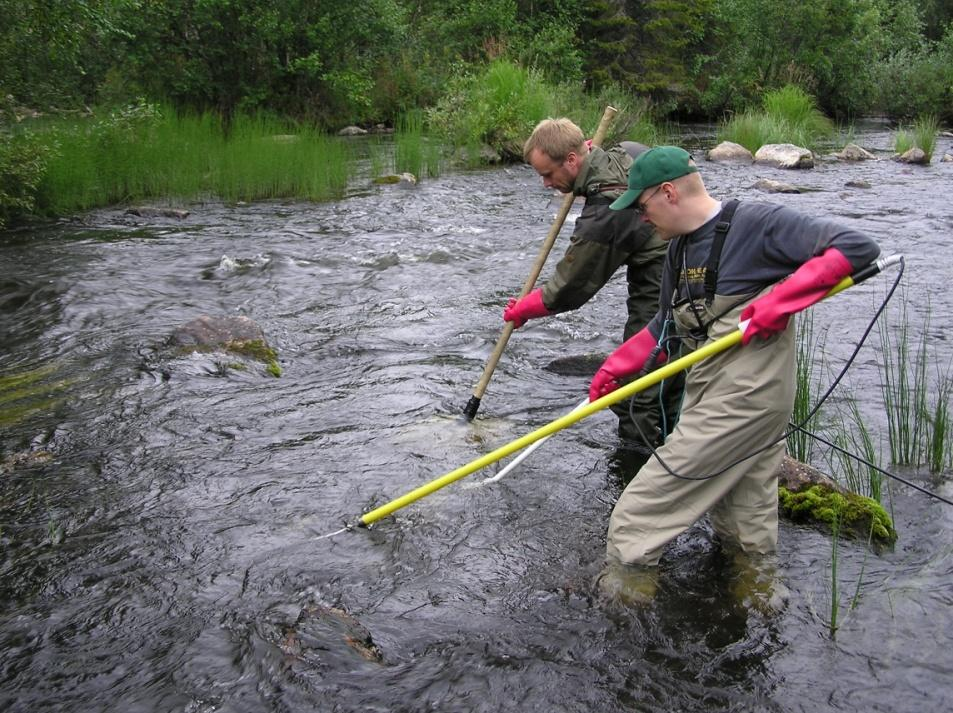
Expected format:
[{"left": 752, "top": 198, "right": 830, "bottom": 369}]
[
  {"left": 589, "top": 328, "right": 665, "bottom": 401},
  {"left": 503, "top": 288, "right": 552, "bottom": 329},
  {"left": 742, "top": 248, "right": 853, "bottom": 345}
]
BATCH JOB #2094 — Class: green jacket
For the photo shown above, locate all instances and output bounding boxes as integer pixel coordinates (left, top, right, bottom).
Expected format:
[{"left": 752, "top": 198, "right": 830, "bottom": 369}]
[{"left": 540, "top": 145, "right": 667, "bottom": 340}]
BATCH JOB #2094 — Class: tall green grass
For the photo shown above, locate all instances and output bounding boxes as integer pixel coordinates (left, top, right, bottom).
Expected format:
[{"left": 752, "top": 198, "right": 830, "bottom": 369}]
[
  {"left": 876, "top": 295, "right": 953, "bottom": 472},
  {"left": 33, "top": 103, "right": 352, "bottom": 215},
  {"left": 717, "top": 85, "right": 835, "bottom": 153},
  {"left": 878, "top": 296, "right": 927, "bottom": 466},
  {"left": 394, "top": 110, "right": 443, "bottom": 178},
  {"left": 827, "top": 396, "right": 883, "bottom": 501},
  {"left": 789, "top": 312, "right": 824, "bottom": 462},
  {"left": 894, "top": 114, "right": 938, "bottom": 160}
]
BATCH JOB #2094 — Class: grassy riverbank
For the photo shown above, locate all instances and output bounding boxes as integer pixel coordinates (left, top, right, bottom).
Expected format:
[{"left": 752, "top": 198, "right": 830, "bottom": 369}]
[{"left": 29, "top": 103, "right": 353, "bottom": 216}]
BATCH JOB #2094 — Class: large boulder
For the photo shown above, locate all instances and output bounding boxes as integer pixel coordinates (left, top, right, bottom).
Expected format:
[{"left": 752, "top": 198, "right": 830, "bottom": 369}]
[
  {"left": 897, "top": 147, "right": 929, "bottom": 164},
  {"left": 834, "top": 143, "right": 877, "bottom": 161},
  {"left": 754, "top": 143, "right": 814, "bottom": 169}
]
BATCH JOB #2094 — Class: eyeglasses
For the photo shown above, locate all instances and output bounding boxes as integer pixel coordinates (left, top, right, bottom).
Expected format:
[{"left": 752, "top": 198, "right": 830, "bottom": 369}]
[{"left": 634, "top": 185, "right": 665, "bottom": 215}]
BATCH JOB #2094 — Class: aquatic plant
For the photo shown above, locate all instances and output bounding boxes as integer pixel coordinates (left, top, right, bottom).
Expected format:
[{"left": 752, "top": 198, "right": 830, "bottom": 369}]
[
  {"left": 717, "top": 85, "right": 835, "bottom": 152},
  {"left": 0, "top": 364, "right": 73, "bottom": 429},
  {"left": 824, "top": 507, "right": 872, "bottom": 639},
  {"left": 926, "top": 360, "right": 953, "bottom": 474},
  {"left": 894, "top": 115, "right": 938, "bottom": 159},
  {"left": 394, "top": 110, "right": 442, "bottom": 179},
  {"left": 877, "top": 294, "right": 926, "bottom": 466},
  {"left": 789, "top": 312, "right": 824, "bottom": 462},
  {"left": 826, "top": 396, "right": 883, "bottom": 502}
]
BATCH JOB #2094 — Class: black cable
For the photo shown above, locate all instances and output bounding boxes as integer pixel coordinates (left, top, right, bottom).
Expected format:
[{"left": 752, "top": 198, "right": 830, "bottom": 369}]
[
  {"left": 788, "top": 424, "right": 953, "bottom": 507},
  {"left": 620, "top": 258, "right": 946, "bottom": 509}
]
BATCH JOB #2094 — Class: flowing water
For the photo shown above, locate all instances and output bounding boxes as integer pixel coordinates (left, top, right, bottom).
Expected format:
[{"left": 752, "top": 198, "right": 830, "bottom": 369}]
[{"left": 2, "top": 126, "right": 952, "bottom": 712}]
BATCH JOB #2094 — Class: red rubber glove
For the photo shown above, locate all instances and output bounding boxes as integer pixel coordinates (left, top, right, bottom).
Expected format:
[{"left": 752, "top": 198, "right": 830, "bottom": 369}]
[
  {"left": 741, "top": 248, "right": 853, "bottom": 345},
  {"left": 503, "top": 288, "right": 552, "bottom": 329},
  {"left": 589, "top": 327, "right": 666, "bottom": 402}
]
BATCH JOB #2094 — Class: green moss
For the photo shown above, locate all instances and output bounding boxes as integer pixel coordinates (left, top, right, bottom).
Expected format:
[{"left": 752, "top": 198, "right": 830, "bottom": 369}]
[
  {"left": 0, "top": 365, "right": 57, "bottom": 397},
  {"left": 266, "top": 361, "right": 282, "bottom": 378},
  {"left": 0, "top": 365, "right": 73, "bottom": 428},
  {"left": 224, "top": 339, "right": 277, "bottom": 363},
  {"left": 779, "top": 485, "right": 897, "bottom": 546}
]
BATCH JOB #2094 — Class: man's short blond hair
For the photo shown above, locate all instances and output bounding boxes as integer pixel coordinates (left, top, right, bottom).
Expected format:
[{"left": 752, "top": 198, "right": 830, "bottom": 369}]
[{"left": 523, "top": 118, "right": 586, "bottom": 163}]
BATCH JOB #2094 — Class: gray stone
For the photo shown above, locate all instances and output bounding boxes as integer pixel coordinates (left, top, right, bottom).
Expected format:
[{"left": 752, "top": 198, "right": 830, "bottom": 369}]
[
  {"left": 707, "top": 141, "right": 754, "bottom": 163},
  {"left": 897, "top": 147, "right": 929, "bottom": 164},
  {"left": 754, "top": 143, "right": 814, "bottom": 169},
  {"left": 753, "top": 178, "right": 801, "bottom": 193},
  {"left": 834, "top": 143, "right": 877, "bottom": 161}
]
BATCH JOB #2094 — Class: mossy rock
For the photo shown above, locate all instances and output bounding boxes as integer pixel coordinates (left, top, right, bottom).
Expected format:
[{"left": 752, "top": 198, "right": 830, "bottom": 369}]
[
  {"left": 778, "top": 456, "right": 896, "bottom": 547},
  {"left": 168, "top": 315, "right": 281, "bottom": 377}
]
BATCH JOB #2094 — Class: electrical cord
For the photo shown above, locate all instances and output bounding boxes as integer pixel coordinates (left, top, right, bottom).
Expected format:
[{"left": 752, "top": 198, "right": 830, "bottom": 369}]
[{"left": 617, "top": 258, "right": 950, "bottom": 507}]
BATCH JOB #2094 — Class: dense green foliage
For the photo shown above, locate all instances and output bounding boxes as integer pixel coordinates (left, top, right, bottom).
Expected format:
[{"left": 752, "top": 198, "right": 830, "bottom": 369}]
[
  {"left": 2, "top": 0, "right": 952, "bottom": 223},
  {"left": 3, "top": 0, "right": 952, "bottom": 126}
]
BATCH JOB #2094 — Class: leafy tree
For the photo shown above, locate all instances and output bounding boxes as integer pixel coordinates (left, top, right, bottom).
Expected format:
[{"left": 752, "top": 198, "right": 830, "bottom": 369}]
[
  {"left": 577, "top": 1, "right": 637, "bottom": 90},
  {"left": 115, "top": 1, "right": 408, "bottom": 127},
  {"left": 624, "top": 0, "right": 714, "bottom": 104},
  {"left": 697, "top": 0, "right": 884, "bottom": 118},
  {"left": 0, "top": 0, "right": 131, "bottom": 109}
]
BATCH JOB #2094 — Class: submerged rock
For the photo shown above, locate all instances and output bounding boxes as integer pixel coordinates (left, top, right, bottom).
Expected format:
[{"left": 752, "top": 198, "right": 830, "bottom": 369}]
[
  {"left": 278, "top": 602, "right": 384, "bottom": 665},
  {"left": 168, "top": 315, "right": 281, "bottom": 377},
  {"left": 752, "top": 178, "right": 801, "bottom": 194},
  {"left": 125, "top": 206, "right": 190, "bottom": 219}
]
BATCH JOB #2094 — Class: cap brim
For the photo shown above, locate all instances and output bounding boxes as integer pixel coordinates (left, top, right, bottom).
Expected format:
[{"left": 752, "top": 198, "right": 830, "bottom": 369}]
[{"left": 610, "top": 189, "right": 640, "bottom": 211}]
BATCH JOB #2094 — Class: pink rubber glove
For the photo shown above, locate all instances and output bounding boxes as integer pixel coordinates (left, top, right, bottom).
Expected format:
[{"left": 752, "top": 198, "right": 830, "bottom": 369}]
[
  {"left": 589, "top": 328, "right": 666, "bottom": 402},
  {"left": 503, "top": 288, "right": 552, "bottom": 329},
  {"left": 741, "top": 248, "right": 853, "bottom": 345}
]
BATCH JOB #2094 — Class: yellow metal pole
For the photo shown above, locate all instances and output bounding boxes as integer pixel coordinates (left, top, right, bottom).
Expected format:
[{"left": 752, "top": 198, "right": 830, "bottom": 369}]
[{"left": 360, "top": 256, "right": 901, "bottom": 527}]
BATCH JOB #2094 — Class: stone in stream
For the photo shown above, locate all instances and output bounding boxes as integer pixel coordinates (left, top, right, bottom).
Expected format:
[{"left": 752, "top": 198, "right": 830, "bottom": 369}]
[
  {"left": 165, "top": 315, "right": 281, "bottom": 377},
  {"left": 278, "top": 602, "right": 384, "bottom": 665},
  {"left": 777, "top": 454, "right": 896, "bottom": 547}
]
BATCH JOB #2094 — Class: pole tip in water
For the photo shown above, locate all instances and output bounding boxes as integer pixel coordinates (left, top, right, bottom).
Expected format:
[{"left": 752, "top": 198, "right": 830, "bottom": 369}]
[{"left": 462, "top": 395, "right": 481, "bottom": 421}]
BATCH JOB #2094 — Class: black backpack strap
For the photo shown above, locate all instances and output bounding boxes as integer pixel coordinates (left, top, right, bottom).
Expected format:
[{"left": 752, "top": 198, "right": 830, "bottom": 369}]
[{"left": 704, "top": 199, "right": 740, "bottom": 305}]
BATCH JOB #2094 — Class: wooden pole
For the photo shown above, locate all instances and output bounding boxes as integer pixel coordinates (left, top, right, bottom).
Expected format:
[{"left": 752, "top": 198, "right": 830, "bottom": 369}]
[{"left": 462, "top": 105, "right": 619, "bottom": 420}]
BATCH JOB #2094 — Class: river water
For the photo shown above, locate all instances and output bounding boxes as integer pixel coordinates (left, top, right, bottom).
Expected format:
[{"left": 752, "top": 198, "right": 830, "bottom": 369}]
[{"left": 2, "top": 127, "right": 952, "bottom": 712}]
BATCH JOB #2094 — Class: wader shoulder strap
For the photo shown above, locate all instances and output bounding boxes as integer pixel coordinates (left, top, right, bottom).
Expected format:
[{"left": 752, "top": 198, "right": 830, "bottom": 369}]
[{"left": 704, "top": 199, "right": 740, "bottom": 305}]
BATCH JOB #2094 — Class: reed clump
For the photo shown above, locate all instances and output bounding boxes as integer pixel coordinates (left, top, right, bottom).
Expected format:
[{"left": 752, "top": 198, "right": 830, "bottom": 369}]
[
  {"left": 717, "top": 85, "right": 835, "bottom": 153},
  {"left": 894, "top": 115, "right": 938, "bottom": 160}
]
